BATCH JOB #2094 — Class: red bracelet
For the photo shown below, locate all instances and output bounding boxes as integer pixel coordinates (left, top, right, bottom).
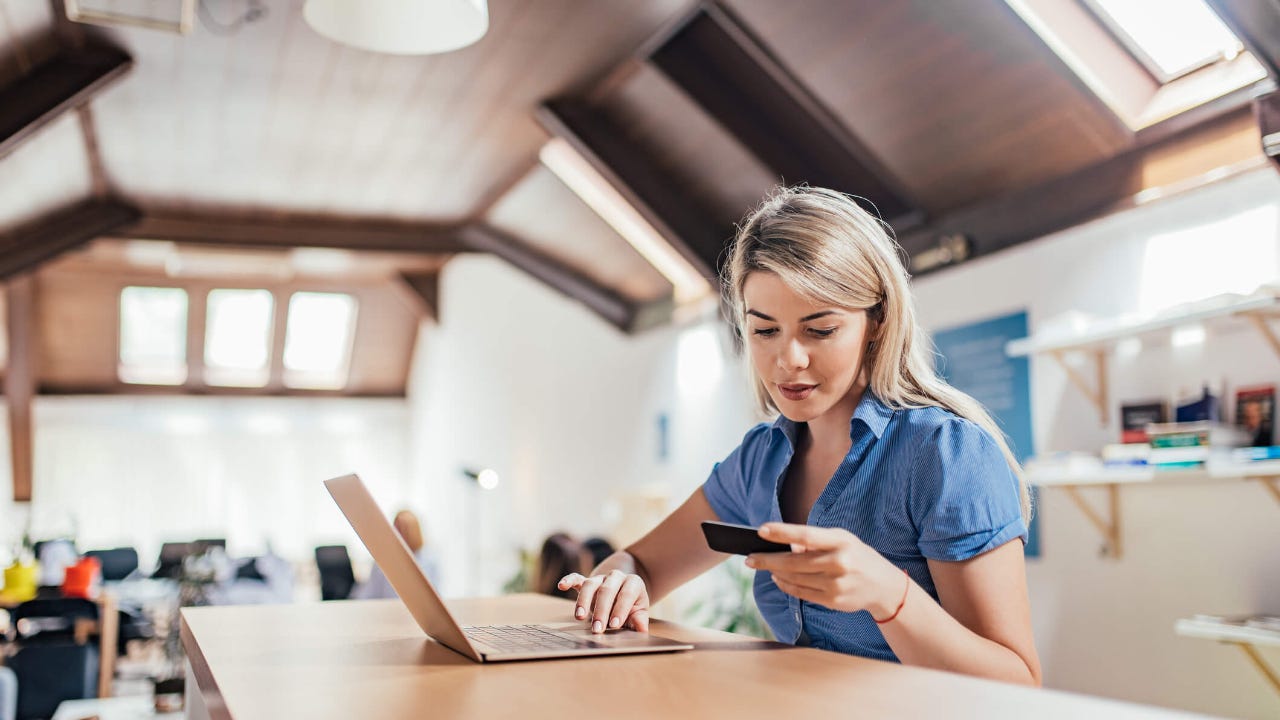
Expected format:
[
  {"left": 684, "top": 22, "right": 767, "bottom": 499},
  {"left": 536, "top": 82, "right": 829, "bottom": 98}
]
[{"left": 874, "top": 569, "right": 910, "bottom": 625}]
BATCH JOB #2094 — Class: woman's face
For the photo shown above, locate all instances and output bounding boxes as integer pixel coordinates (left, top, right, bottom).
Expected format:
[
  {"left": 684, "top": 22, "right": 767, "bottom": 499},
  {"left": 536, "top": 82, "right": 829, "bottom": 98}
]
[{"left": 742, "top": 271, "right": 874, "bottom": 425}]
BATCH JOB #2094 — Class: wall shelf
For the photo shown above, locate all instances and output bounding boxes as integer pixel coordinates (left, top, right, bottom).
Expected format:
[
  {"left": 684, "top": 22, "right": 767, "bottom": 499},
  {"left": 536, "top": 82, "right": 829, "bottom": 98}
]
[
  {"left": 1005, "top": 292, "right": 1280, "bottom": 425},
  {"left": 1027, "top": 462, "right": 1280, "bottom": 558},
  {"left": 1175, "top": 616, "right": 1280, "bottom": 696}
]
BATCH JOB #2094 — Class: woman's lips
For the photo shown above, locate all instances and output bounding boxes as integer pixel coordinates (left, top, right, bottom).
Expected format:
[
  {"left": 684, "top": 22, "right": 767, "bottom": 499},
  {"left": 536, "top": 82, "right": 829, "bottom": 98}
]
[{"left": 778, "top": 383, "right": 817, "bottom": 401}]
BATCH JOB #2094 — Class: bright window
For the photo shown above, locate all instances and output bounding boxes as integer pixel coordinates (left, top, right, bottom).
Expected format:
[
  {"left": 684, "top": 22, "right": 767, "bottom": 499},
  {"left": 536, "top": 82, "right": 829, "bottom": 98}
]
[
  {"left": 282, "top": 292, "right": 357, "bottom": 390},
  {"left": 204, "top": 289, "right": 274, "bottom": 387},
  {"left": 119, "top": 286, "right": 188, "bottom": 385},
  {"left": 1085, "top": 0, "right": 1243, "bottom": 81}
]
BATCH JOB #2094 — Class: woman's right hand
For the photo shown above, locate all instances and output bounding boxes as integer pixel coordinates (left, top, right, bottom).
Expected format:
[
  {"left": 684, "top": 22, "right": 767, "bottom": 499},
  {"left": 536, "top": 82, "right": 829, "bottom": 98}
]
[{"left": 557, "top": 569, "right": 651, "bottom": 634}]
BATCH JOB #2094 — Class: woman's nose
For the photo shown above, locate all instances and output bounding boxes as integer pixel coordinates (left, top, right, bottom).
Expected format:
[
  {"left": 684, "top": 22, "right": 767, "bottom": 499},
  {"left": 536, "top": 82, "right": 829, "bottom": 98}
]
[{"left": 778, "top": 337, "right": 808, "bottom": 370}]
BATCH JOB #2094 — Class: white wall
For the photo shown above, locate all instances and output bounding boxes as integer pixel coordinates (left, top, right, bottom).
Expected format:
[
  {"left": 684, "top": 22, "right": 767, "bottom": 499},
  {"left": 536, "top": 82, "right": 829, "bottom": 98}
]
[
  {"left": 406, "top": 255, "right": 757, "bottom": 599},
  {"left": 0, "top": 396, "right": 413, "bottom": 582},
  {"left": 913, "top": 168, "right": 1280, "bottom": 719}
]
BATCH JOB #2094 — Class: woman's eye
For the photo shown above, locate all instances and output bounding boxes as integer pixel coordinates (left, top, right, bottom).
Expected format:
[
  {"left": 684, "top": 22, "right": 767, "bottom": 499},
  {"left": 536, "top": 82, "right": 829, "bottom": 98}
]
[
  {"left": 809, "top": 327, "right": 837, "bottom": 337},
  {"left": 752, "top": 328, "right": 778, "bottom": 337}
]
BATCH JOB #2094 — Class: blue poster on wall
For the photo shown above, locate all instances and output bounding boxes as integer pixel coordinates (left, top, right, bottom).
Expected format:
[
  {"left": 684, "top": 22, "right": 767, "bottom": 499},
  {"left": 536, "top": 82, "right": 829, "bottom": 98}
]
[{"left": 932, "top": 311, "right": 1040, "bottom": 558}]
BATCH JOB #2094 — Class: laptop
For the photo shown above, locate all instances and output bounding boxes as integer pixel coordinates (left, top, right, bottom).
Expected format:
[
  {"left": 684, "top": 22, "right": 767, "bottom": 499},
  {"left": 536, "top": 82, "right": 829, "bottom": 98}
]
[{"left": 324, "top": 473, "right": 694, "bottom": 662}]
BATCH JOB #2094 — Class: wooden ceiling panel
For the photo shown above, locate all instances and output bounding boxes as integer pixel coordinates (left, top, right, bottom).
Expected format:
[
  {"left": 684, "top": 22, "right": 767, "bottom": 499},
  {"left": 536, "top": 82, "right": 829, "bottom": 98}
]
[
  {"left": 87, "top": 0, "right": 696, "bottom": 221},
  {"left": 485, "top": 165, "right": 672, "bottom": 303},
  {"left": 0, "top": 113, "right": 92, "bottom": 228},
  {"left": 721, "top": 0, "right": 1133, "bottom": 215},
  {"left": 601, "top": 63, "right": 780, "bottom": 238}
]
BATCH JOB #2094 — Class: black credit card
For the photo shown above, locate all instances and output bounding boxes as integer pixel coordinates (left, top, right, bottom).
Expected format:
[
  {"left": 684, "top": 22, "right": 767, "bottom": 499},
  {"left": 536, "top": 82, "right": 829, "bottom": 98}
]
[{"left": 701, "top": 521, "right": 792, "bottom": 555}]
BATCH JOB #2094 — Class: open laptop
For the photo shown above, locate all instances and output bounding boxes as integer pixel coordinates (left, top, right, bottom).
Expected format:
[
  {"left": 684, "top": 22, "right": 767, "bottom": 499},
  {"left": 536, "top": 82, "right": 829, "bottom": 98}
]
[{"left": 324, "top": 473, "right": 693, "bottom": 662}]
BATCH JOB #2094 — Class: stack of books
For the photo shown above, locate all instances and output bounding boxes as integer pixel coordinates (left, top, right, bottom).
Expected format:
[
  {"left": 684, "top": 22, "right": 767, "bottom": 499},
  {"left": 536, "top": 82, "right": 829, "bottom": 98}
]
[{"left": 1147, "top": 422, "right": 1249, "bottom": 470}]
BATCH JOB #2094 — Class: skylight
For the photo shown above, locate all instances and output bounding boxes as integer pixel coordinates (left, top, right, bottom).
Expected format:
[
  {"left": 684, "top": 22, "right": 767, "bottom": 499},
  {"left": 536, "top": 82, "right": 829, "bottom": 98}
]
[
  {"left": 204, "top": 289, "right": 274, "bottom": 387},
  {"left": 282, "top": 292, "right": 357, "bottom": 390},
  {"left": 1085, "top": 0, "right": 1242, "bottom": 81},
  {"left": 119, "top": 286, "right": 188, "bottom": 385}
]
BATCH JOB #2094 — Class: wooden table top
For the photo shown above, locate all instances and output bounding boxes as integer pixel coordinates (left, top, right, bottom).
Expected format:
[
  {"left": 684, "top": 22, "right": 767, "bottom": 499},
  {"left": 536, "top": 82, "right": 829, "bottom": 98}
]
[{"left": 181, "top": 594, "right": 1212, "bottom": 720}]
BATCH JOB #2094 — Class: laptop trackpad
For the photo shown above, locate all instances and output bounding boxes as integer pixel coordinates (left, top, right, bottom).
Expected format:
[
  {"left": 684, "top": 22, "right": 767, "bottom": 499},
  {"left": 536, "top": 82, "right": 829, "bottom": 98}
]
[{"left": 540, "top": 622, "right": 686, "bottom": 648}]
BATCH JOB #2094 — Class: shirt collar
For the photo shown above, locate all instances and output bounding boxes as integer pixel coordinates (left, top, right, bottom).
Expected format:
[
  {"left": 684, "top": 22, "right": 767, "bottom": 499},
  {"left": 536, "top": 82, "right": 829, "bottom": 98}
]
[
  {"left": 769, "top": 390, "right": 894, "bottom": 449},
  {"left": 852, "top": 390, "right": 894, "bottom": 439}
]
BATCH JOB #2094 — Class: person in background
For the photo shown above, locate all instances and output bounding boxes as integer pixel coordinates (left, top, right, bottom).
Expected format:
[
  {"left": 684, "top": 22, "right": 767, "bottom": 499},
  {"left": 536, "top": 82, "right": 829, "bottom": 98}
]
[
  {"left": 582, "top": 537, "right": 616, "bottom": 569},
  {"left": 351, "top": 509, "right": 440, "bottom": 599},
  {"left": 558, "top": 186, "right": 1041, "bottom": 686},
  {"left": 535, "top": 533, "right": 590, "bottom": 599}
]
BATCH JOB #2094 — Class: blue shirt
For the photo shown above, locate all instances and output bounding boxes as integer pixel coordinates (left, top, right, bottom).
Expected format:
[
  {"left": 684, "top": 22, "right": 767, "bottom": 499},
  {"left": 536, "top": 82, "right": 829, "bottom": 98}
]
[{"left": 701, "top": 391, "right": 1027, "bottom": 662}]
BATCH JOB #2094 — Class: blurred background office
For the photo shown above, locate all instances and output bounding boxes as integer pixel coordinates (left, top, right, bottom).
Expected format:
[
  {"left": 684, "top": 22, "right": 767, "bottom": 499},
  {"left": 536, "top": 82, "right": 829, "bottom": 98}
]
[{"left": 0, "top": 0, "right": 1277, "bottom": 718}]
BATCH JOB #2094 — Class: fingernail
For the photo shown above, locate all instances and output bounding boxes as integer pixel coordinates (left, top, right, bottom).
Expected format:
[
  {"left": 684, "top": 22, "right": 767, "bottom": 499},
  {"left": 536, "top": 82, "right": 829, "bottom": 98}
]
[
  {"left": 592, "top": 620, "right": 603, "bottom": 633},
  {"left": 575, "top": 607, "right": 585, "bottom": 620},
  {"left": 745, "top": 557, "right": 756, "bottom": 568},
  {"left": 609, "top": 617, "right": 621, "bottom": 629},
  {"left": 759, "top": 525, "right": 772, "bottom": 536}
]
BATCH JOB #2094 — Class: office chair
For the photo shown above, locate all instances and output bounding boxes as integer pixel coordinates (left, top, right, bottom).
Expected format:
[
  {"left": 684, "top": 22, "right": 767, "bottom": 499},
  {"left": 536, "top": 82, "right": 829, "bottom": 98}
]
[
  {"left": 84, "top": 547, "right": 140, "bottom": 582},
  {"left": 8, "top": 598, "right": 100, "bottom": 720},
  {"left": 314, "top": 545, "right": 356, "bottom": 601},
  {"left": 151, "top": 542, "right": 191, "bottom": 580}
]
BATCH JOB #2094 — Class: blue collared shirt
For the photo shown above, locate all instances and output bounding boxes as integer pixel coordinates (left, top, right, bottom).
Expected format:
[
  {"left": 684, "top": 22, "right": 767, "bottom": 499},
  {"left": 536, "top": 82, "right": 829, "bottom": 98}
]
[{"left": 701, "top": 391, "right": 1027, "bottom": 662}]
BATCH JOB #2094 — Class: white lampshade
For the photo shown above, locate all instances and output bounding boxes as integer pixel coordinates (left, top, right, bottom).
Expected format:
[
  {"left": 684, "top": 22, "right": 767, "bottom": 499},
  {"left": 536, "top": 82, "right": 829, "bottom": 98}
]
[{"left": 303, "top": 0, "right": 489, "bottom": 55}]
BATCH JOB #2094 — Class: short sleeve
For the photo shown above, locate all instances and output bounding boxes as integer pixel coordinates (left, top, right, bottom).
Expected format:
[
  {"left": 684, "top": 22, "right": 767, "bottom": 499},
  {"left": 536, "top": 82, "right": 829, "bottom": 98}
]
[
  {"left": 910, "top": 418, "right": 1028, "bottom": 561},
  {"left": 700, "top": 424, "right": 769, "bottom": 526}
]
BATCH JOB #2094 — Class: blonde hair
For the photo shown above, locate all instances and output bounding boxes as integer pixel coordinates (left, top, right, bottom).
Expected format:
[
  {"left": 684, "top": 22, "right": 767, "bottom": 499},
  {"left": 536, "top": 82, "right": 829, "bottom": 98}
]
[{"left": 725, "top": 186, "right": 1031, "bottom": 523}]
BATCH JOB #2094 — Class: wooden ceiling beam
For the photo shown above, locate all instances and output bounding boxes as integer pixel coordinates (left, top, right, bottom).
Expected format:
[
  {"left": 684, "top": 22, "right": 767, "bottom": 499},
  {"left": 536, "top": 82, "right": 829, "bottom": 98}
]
[
  {"left": 0, "top": 43, "right": 132, "bottom": 161},
  {"left": 898, "top": 107, "right": 1261, "bottom": 275},
  {"left": 1207, "top": 0, "right": 1280, "bottom": 78},
  {"left": 649, "top": 4, "right": 921, "bottom": 230},
  {"left": 397, "top": 271, "right": 441, "bottom": 321},
  {"left": 6, "top": 274, "right": 36, "bottom": 502},
  {"left": 116, "top": 212, "right": 470, "bottom": 254},
  {"left": 459, "top": 224, "right": 657, "bottom": 333},
  {"left": 0, "top": 199, "right": 141, "bottom": 280},
  {"left": 537, "top": 99, "right": 723, "bottom": 279}
]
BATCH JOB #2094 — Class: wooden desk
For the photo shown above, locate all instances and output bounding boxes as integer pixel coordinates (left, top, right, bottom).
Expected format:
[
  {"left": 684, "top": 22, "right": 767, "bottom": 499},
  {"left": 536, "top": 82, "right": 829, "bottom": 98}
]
[{"left": 181, "top": 594, "right": 1210, "bottom": 720}]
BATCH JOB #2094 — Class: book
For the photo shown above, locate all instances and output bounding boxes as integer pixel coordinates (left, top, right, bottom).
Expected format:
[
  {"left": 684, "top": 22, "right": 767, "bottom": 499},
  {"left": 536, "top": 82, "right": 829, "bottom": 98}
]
[
  {"left": 1119, "top": 400, "right": 1167, "bottom": 443},
  {"left": 1231, "top": 445, "right": 1280, "bottom": 462},
  {"left": 1146, "top": 422, "right": 1250, "bottom": 448},
  {"left": 1235, "top": 385, "right": 1275, "bottom": 447},
  {"left": 1101, "top": 443, "right": 1149, "bottom": 466},
  {"left": 1175, "top": 385, "right": 1220, "bottom": 423}
]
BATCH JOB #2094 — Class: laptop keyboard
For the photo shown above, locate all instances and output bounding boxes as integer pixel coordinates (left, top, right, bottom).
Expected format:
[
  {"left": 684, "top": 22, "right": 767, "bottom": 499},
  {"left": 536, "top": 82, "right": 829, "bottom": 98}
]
[{"left": 462, "top": 624, "right": 604, "bottom": 653}]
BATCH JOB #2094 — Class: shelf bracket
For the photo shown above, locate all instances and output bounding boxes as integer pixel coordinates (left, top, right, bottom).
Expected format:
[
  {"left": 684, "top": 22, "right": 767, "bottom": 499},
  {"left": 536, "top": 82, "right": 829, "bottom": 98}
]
[
  {"left": 1050, "top": 350, "right": 1109, "bottom": 426},
  {"left": 1253, "top": 476, "right": 1280, "bottom": 506},
  {"left": 1062, "top": 483, "right": 1122, "bottom": 558},
  {"left": 1245, "top": 314, "right": 1280, "bottom": 363},
  {"left": 1229, "top": 642, "right": 1280, "bottom": 695}
]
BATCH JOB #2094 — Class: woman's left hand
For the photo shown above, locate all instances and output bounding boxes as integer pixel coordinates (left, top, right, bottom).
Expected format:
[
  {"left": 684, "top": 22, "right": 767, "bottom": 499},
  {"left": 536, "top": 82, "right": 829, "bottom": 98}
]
[{"left": 745, "top": 522, "right": 905, "bottom": 618}]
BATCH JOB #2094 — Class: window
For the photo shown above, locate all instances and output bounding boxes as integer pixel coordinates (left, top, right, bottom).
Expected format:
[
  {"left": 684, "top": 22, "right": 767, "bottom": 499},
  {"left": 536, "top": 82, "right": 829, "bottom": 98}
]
[
  {"left": 119, "top": 286, "right": 188, "bottom": 385},
  {"left": 1006, "top": 0, "right": 1266, "bottom": 130},
  {"left": 282, "top": 292, "right": 357, "bottom": 390},
  {"left": 204, "top": 289, "right": 274, "bottom": 387},
  {"left": 1084, "top": 0, "right": 1243, "bottom": 82}
]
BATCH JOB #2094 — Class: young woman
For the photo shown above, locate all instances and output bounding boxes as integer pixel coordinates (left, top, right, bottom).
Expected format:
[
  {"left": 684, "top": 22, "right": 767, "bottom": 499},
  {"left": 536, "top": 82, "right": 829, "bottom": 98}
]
[{"left": 558, "top": 186, "right": 1041, "bottom": 685}]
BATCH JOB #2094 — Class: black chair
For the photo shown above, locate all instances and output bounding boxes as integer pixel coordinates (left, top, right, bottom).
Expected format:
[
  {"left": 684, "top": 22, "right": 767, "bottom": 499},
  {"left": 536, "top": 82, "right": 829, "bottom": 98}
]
[
  {"left": 192, "top": 538, "right": 226, "bottom": 554},
  {"left": 8, "top": 598, "right": 100, "bottom": 720},
  {"left": 314, "top": 545, "right": 356, "bottom": 601},
  {"left": 151, "top": 542, "right": 191, "bottom": 579},
  {"left": 84, "top": 547, "right": 139, "bottom": 581}
]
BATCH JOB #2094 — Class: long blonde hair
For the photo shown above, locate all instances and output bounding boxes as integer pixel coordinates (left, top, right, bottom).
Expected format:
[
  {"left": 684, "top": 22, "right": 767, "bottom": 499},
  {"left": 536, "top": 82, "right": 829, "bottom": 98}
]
[{"left": 725, "top": 186, "right": 1031, "bottom": 523}]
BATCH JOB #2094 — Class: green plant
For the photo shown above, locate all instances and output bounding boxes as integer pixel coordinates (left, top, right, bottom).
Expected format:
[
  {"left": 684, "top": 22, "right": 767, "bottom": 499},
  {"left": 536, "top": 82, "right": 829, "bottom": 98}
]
[
  {"left": 502, "top": 547, "right": 536, "bottom": 594},
  {"left": 684, "top": 559, "right": 772, "bottom": 639}
]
